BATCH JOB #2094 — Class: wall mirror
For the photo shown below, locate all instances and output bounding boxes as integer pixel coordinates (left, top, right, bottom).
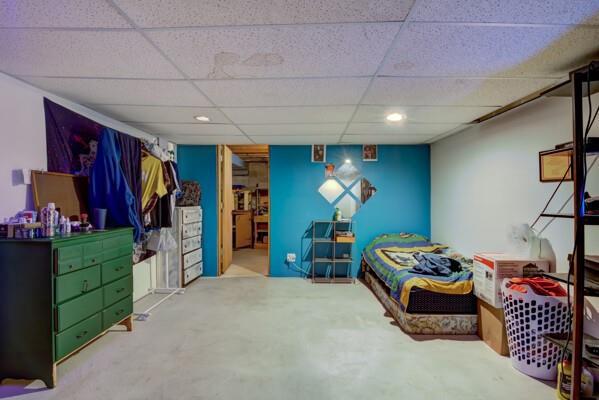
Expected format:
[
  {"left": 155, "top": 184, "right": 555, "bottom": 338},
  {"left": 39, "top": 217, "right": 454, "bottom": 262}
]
[{"left": 318, "top": 163, "right": 376, "bottom": 218}]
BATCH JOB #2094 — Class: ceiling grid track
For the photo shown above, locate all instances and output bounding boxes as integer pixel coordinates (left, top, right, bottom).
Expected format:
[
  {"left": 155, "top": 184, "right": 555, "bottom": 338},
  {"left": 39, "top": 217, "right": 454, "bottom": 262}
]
[
  {"left": 337, "top": 0, "right": 419, "bottom": 144},
  {"left": 105, "top": 0, "right": 257, "bottom": 144},
  {"left": 2, "top": 1, "right": 598, "bottom": 145}
]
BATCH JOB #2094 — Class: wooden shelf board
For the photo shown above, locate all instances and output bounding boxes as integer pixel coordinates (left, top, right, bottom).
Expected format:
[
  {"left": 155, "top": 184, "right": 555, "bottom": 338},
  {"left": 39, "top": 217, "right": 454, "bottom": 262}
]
[{"left": 313, "top": 258, "right": 353, "bottom": 263}]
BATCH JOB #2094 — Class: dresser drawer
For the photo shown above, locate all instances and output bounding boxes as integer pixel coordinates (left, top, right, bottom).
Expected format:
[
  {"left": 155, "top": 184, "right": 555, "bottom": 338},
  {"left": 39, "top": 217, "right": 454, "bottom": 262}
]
[
  {"left": 183, "top": 262, "right": 202, "bottom": 285},
  {"left": 103, "top": 234, "right": 131, "bottom": 251},
  {"left": 56, "top": 256, "right": 84, "bottom": 275},
  {"left": 55, "top": 265, "right": 101, "bottom": 304},
  {"left": 55, "top": 313, "right": 102, "bottom": 361},
  {"left": 102, "top": 296, "right": 132, "bottom": 330},
  {"left": 183, "top": 248, "right": 202, "bottom": 269},
  {"left": 102, "top": 245, "right": 131, "bottom": 263},
  {"left": 182, "top": 222, "right": 201, "bottom": 239},
  {"left": 57, "top": 288, "right": 103, "bottom": 332},
  {"left": 182, "top": 236, "right": 201, "bottom": 254},
  {"left": 103, "top": 275, "right": 132, "bottom": 307},
  {"left": 57, "top": 245, "right": 83, "bottom": 262},
  {"left": 102, "top": 255, "right": 132, "bottom": 284},
  {"left": 83, "top": 241, "right": 103, "bottom": 267},
  {"left": 182, "top": 208, "right": 201, "bottom": 224}
]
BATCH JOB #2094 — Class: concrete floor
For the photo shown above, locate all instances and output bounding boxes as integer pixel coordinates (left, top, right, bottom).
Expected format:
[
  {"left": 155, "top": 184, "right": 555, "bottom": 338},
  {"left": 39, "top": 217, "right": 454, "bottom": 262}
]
[
  {"left": 1, "top": 278, "right": 554, "bottom": 400},
  {"left": 224, "top": 249, "right": 269, "bottom": 277}
]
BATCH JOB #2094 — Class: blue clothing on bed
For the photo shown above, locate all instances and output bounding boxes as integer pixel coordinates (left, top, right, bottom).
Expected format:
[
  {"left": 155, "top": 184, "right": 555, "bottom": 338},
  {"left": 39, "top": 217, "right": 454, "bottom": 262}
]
[
  {"left": 409, "top": 253, "right": 462, "bottom": 277},
  {"left": 89, "top": 128, "right": 142, "bottom": 241}
]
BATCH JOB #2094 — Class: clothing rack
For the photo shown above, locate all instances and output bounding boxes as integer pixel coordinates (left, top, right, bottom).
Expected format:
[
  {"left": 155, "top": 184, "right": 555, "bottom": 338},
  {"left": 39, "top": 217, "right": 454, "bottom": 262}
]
[{"left": 133, "top": 249, "right": 184, "bottom": 321}]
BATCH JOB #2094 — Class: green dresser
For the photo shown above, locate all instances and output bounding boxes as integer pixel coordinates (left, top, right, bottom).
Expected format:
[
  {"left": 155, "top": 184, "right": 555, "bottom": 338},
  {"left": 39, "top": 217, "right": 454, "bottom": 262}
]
[{"left": 0, "top": 228, "right": 133, "bottom": 388}]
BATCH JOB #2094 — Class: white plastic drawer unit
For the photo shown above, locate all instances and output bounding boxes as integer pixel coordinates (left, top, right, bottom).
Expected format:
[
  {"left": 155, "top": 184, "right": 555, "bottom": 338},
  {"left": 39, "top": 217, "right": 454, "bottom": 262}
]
[
  {"left": 183, "top": 262, "right": 203, "bottom": 285},
  {"left": 182, "top": 208, "right": 202, "bottom": 224},
  {"left": 181, "top": 236, "right": 201, "bottom": 255},
  {"left": 182, "top": 222, "right": 201, "bottom": 239},
  {"left": 183, "top": 248, "right": 202, "bottom": 269}
]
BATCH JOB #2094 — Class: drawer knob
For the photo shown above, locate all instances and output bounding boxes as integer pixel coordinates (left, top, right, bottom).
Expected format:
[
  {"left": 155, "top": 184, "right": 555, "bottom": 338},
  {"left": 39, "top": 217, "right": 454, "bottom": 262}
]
[
  {"left": 115, "top": 266, "right": 125, "bottom": 271},
  {"left": 81, "top": 280, "right": 89, "bottom": 292},
  {"left": 116, "top": 288, "right": 125, "bottom": 293},
  {"left": 76, "top": 330, "right": 88, "bottom": 339},
  {"left": 115, "top": 309, "right": 124, "bottom": 316},
  {"left": 69, "top": 264, "right": 74, "bottom": 269}
]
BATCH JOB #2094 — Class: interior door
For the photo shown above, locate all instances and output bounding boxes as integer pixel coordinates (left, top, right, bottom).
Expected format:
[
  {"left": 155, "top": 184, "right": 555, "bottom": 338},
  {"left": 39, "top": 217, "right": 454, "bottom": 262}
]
[{"left": 218, "top": 145, "right": 233, "bottom": 275}]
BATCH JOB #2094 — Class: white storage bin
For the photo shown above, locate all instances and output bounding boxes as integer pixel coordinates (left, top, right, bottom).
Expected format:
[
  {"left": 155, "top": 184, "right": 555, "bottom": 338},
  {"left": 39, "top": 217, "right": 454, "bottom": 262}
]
[{"left": 501, "top": 278, "right": 569, "bottom": 380}]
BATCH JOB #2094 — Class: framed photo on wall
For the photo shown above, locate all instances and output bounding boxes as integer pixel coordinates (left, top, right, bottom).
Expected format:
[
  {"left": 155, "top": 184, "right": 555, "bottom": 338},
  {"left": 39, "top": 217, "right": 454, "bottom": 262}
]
[
  {"left": 312, "top": 144, "right": 326, "bottom": 163},
  {"left": 363, "top": 145, "right": 378, "bottom": 162}
]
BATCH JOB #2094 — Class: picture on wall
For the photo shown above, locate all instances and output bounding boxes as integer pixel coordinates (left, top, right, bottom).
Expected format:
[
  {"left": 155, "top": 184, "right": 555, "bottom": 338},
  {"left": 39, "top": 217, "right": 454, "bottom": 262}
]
[
  {"left": 363, "top": 145, "right": 378, "bottom": 162},
  {"left": 312, "top": 144, "right": 326, "bottom": 163}
]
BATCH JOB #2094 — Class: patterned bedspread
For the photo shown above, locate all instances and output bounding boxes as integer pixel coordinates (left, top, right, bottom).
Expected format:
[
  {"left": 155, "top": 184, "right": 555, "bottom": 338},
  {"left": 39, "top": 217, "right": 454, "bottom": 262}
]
[{"left": 362, "top": 233, "right": 473, "bottom": 310}]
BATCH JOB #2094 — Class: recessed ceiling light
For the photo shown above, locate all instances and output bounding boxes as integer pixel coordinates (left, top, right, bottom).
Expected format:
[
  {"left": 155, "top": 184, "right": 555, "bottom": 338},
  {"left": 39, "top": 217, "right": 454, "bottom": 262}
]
[
  {"left": 345, "top": 159, "right": 351, "bottom": 164},
  {"left": 386, "top": 113, "right": 404, "bottom": 122},
  {"left": 194, "top": 115, "right": 210, "bottom": 122}
]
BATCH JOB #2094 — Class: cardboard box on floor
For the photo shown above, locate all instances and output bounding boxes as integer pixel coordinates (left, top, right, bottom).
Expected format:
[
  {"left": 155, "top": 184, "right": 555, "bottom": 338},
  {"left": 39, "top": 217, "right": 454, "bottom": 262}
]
[
  {"left": 473, "top": 253, "right": 550, "bottom": 308},
  {"left": 477, "top": 298, "right": 509, "bottom": 356}
]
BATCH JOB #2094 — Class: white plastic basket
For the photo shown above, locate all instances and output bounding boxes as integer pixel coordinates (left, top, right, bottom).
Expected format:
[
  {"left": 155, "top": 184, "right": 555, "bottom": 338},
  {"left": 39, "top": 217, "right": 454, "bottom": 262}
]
[{"left": 501, "top": 278, "right": 569, "bottom": 380}]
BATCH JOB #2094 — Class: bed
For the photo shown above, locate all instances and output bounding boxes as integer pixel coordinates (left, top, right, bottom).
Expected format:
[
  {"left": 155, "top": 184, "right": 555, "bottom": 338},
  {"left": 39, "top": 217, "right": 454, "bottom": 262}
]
[{"left": 362, "top": 233, "right": 477, "bottom": 335}]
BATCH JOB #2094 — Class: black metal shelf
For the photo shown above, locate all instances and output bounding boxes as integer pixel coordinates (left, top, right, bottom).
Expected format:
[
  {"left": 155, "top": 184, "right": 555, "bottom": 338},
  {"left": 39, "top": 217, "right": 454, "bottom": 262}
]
[
  {"left": 543, "top": 333, "right": 599, "bottom": 369},
  {"left": 311, "top": 220, "right": 354, "bottom": 284},
  {"left": 542, "top": 272, "right": 599, "bottom": 296},
  {"left": 539, "top": 213, "right": 599, "bottom": 225}
]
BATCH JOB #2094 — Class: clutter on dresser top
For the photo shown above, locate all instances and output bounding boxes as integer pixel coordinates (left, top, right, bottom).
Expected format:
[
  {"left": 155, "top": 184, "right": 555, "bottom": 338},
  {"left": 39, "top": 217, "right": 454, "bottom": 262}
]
[{"left": 0, "top": 203, "right": 96, "bottom": 239}]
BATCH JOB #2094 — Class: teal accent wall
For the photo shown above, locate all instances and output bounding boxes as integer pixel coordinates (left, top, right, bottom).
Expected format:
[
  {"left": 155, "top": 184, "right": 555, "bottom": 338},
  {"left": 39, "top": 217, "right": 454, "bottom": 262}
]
[
  {"left": 176, "top": 144, "right": 430, "bottom": 278},
  {"left": 177, "top": 145, "right": 218, "bottom": 276},
  {"left": 269, "top": 145, "right": 430, "bottom": 277}
]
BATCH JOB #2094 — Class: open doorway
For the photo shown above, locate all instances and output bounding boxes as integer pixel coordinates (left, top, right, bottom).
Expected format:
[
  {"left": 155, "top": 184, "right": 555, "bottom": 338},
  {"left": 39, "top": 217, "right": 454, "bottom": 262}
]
[{"left": 218, "top": 145, "right": 270, "bottom": 277}]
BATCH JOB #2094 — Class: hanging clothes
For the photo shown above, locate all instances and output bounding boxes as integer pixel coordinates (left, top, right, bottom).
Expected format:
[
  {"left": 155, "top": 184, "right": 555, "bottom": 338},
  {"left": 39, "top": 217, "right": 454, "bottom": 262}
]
[
  {"left": 116, "top": 133, "right": 143, "bottom": 236},
  {"left": 89, "top": 128, "right": 143, "bottom": 242},
  {"left": 141, "top": 150, "right": 168, "bottom": 214},
  {"left": 149, "top": 160, "right": 180, "bottom": 228}
]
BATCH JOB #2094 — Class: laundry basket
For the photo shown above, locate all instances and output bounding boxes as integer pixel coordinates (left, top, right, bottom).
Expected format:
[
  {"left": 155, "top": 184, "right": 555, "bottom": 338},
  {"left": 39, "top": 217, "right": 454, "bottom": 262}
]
[{"left": 501, "top": 278, "right": 569, "bottom": 380}]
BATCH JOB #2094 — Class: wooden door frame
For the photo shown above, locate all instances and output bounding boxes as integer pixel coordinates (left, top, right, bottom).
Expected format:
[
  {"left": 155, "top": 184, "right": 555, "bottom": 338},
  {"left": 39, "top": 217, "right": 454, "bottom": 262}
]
[{"left": 217, "top": 144, "right": 271, "bottom": 276}]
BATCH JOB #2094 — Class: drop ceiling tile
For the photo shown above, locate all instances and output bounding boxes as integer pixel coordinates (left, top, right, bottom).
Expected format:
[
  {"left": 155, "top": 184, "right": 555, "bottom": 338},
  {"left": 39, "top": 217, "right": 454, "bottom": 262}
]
[
  {"left": 0, "top": 0, "right": 131, "bottom": 28},
  {"left": 410, "top": 0, "right": 599, "bottom": 25},
  {"left": 346, "top": 122, "right": 462, "bottom": 135},
  {"left": 89, "top": 105, "right": 229, "bottom": 124},
  {"left": 0, "top": 30, "right": 181, "bottom": 78},
  {"left": 195, "top": 78, "right": 370, "bottom": 106},
  {"left": 353, "top": 105, "right": 500, "bottom": 123},
  {"left": 381, "top": 24, "right": 599, "bottom": 78},
  {"left": 168, "top": 135, "right": 252, "bottom": 145},
  {"left": 363, "top": 77, "right": 559, "bottom": 106},
  {"left": 22, "top": 77, "right": 211, "bottom": 106},
  {"left": 129, "top": 123, "right": 242, "bottom": 136},
  {"left": 250, "top": 135, "right": 340, "bottom": 144},
  {"left": 240, "top": 123, "right": 345, "bottom": 136},
  {"left": 148, "top": 23, "right": 399, "bottom": 79},
  {"left": 116, "top": 0, "right": 414, "bottom": 27},
  {"left": 222, "top": 106, "right": 355, "bottom": 124},
  {"left": 341, "top": 134, "right": 437, "bottom": 144}
]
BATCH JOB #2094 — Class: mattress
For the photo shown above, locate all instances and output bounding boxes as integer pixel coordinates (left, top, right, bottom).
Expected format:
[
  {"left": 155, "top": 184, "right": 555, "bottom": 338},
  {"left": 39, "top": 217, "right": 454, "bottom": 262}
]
[
  {"left": 362, "top": 233, "right": 474, "bottom": 311},
  {"left": 365, "top": 269, "right": 477, "bottom": 335},
  {"left": 406, "top": 287, "right": 477, "bottom": 315}
]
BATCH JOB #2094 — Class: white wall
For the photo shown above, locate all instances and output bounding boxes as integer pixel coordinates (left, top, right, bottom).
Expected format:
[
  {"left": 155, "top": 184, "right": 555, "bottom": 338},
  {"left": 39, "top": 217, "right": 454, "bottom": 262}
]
[
  {"left": 431, "top": 93, "right": 599, "bottom": 334},
  {"left": 0, "top": 72, "right": 156, "bottom": 218},
  {"left": 0, "top": 72, "right": 159, "bottom": 299}
]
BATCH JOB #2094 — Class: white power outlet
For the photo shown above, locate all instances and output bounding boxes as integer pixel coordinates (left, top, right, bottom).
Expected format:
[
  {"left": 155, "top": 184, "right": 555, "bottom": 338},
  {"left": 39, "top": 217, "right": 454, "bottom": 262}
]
[{"left": 286, "top": 253, "right": 297, "bottom": 263}]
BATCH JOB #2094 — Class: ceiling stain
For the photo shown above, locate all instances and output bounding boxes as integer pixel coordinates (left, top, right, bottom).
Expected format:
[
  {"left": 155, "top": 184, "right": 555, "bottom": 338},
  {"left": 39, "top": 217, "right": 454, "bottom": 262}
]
[{"left": 207, "top": 51, "right": 284, "bottom": 79}]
